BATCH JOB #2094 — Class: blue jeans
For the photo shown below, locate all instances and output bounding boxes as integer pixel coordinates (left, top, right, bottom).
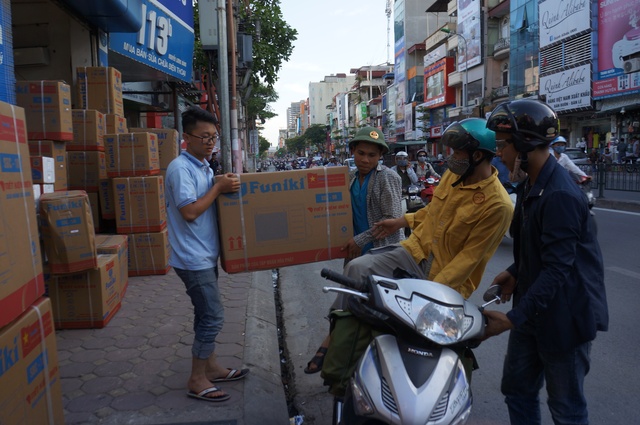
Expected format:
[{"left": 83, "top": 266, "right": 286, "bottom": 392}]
[
  {"left": 501, "top": 322, "right": 592, "bottom": 425},
  {"left": 174, "top": 266, "right": 224, "bottom": 359}
]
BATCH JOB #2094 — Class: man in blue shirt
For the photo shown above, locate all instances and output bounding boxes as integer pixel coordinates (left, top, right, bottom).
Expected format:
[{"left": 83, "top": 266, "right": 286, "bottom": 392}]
[
  {"left": 484, "top": 99, "right": 608, "bottom": 425},
  {"left": 165, "top": 107, "right": 248, "bottom": 402}
]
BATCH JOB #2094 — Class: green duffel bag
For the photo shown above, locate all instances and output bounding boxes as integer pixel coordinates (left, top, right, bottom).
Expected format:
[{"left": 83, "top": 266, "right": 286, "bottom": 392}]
[{"left": 320, "top": 310, "right": 381, "bottom": 397}]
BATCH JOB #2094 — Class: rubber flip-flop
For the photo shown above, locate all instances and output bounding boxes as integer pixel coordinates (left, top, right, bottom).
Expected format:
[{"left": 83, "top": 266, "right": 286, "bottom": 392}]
[
  {"left": 211, "top": 368, "right": 250, "bottom": 383},
  {"left": 187, "top": 386, "right": 230, "bottom": 402}
]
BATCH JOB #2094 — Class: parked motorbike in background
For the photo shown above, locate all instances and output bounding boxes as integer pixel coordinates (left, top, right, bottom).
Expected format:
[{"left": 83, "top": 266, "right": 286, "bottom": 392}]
[{"left": 320, "top": 268, "right": 501, "bottom": 425}]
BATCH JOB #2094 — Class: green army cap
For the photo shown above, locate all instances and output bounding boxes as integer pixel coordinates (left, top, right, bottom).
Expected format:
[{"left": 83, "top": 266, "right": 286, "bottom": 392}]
[{"left": 349, "top": 126, "right": 389, "bottom": 154}]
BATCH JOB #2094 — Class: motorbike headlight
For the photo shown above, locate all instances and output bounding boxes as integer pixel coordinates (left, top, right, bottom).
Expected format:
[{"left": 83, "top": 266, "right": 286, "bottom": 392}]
[
  {"left": 415, "top": 300, "right": 468, "bottom": 344},
  {"left": 350, "top": 377, "right": 375, "bottom": 416}
]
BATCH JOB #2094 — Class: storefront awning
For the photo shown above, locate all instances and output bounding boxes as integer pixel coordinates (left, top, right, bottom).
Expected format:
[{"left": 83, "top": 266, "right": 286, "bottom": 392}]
[{"left": 389, "top": 140, "right": 429, "bottom": 147}]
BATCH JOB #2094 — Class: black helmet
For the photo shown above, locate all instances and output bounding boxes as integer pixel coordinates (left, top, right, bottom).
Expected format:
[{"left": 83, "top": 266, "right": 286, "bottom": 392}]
[{"left": 486, "top": 99, "right": 559, "bottom": 153}]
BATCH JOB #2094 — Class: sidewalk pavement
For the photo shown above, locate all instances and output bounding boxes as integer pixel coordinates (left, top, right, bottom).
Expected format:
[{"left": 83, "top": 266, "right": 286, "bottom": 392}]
[{"left": 57, "top": 268, "right": 289, "bottom": 425}]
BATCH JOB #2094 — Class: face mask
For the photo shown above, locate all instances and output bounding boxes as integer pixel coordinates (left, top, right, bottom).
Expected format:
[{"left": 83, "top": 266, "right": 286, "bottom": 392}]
[
  {"left": 509, "top": 154, "right": 528, "bottom": 183},
  {"left": 418, "top": 156, "right": 427, "bottom": 163},
  {"left": 397, "top": 159, "right": 408, "bottom": 167},
  {"left": 553, "top": 145, "right": 566, "bottom": 154},
  {"left": 446, "top": 154, "right": 470, "bottom": 176}
]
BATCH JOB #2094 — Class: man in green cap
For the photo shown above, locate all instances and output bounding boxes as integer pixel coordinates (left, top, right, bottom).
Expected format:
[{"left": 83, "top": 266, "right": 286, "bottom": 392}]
[{"left": 304, "top": 126, "right": 405, "bottom": 374}]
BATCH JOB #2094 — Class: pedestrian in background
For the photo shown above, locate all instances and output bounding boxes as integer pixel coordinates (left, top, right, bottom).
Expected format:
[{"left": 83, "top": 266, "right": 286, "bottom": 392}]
[
  {"left": 484, "top": 99, "right": 608, "bottom": 425},
  {"left": 414, "top": 148, "right": 441, "bottom": 179},
  {"left": 165, "top": 107, "right": 249, "bottom": 402},
  {"left": 391, "top": 150, "right": 418, "bottom": 188}
]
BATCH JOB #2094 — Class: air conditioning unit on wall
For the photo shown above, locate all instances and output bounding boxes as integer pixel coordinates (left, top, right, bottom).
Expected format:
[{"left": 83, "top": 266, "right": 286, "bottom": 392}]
[{"left": 470, "top": 97, "right": 482, "bottom": 106}]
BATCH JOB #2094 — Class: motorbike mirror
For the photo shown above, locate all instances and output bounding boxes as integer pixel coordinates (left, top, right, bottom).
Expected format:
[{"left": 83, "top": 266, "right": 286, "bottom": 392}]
[{"left": 483, "top": 285, "right": 502, "bottom": 302}]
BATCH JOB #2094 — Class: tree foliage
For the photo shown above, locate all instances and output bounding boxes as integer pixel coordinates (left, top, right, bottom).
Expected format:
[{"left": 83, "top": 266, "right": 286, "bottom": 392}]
[
  {"left": 258, "top": 135, "right": 271, "bottom": 157},
  {"left": 192, "top": 1, "right": 297, "bottom": 132}
]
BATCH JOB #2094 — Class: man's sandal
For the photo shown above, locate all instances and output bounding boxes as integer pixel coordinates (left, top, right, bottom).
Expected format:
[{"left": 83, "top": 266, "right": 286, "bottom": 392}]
[{"left": 304, "top": 346, "right": 328, "bottom": 374}]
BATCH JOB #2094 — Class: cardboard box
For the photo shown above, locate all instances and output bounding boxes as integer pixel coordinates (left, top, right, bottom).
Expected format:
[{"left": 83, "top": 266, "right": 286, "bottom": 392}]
[
  {"left": 69, "top": 109, "right": 106, "bottom": 151},
  {"left": 105, "top": 132, "right": 160, "bottom": 177},
  {"left": 39, "top": 190, "right": 97, "bottom": 274},
  {"left": 33, "top": 183, "right": 55, "bottom": 207},
  {"left": 87, "top": 191, "right": 101, "bottom": 232},
  {"left": 112, "top": 176, "right": 166, "bottom": 233},
  {"left": 67, "top": 150, "right": 107, "bottom": 191},
  {"left": 76, "top": 67, "right": 124, "bottom": 116},
  {"left": 130, "top": 127, "right": 179, "bottom": 175},
  {"left": 0, "top": 298, "right": 65, "bottom": 425},
  {"left": 216, "top": 167, "right": 352, "bottom": 273},
  {"left": 29, "top": 155, "right": 55, "bottom": 183},
  {"left": 47, "top": 253, "right": 121, "bottom": 329},
  {"left": 28, "top": 140, "right": 68, "bottom": 190},
  {"left": 106, "top": 114, "right": 127, "bottom": 134},
  {"left": 15, "top": 80, "right": 73, "bottom": 141},
  {"left": 98, "top": 178, "right": 115, "bottom": 219},
  {"left": 128, "top": 229, "right": 171, "bottom": 276},
  {"left": 0, "top": 102, "right": 45, "bottom": 329},
  {"left": 96, "top": 234, "right": 129, "bottom": 297}
]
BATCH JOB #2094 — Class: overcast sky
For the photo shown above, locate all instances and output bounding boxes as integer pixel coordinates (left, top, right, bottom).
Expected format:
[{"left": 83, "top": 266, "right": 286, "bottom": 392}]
[{"left": 263, "top": 0, "right": 391, "bottom": 147}]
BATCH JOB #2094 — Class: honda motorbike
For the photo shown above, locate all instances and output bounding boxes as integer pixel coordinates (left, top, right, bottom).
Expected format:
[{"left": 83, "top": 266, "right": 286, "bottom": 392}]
[{"left": 320, "top": 268, "right": 501, "bottom": 425}]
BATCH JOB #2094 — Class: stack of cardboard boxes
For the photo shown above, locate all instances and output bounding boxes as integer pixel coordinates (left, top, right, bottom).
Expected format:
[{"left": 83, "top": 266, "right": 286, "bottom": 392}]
[{"left": 0, "top": 101, "right": 65, "bottom": 424}]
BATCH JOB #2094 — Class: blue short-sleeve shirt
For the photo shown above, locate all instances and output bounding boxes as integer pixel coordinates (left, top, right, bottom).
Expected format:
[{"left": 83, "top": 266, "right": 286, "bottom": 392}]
[{"left": 165, "top": 151, "right": 218, "bottom": 270}]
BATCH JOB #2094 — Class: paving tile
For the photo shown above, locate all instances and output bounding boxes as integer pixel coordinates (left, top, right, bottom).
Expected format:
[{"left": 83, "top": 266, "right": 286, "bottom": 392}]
[
  {"left": 60, "top": 361, "right": 96, "bottom": 378},
  {"left": 114, "top": 335, "right": 146, "bottom": 349},
  {"left": 123, "top": 325, "right": 156, "bottom": 337},
  {"left": 168, "top": 357, "right": 191, "bottom": 374},
  {"left": 81, "top": 376, "right": 122, "bottom": 394},
  {"left": 105, "top": 348, "right": 140, "bottom": 362},
  {"left": 148, "top": 333, "right": 181, "bottom": 347},
  {"left": 111, "top": 391, "right": 156, "bottom": 411},
  {"left": 123, "top": 374, "right": 165, "bottom": 392},
  {"left": 132, "top": 358, "right": 170, "bottom": 375},
  {"left": 163, "top": 371, "right": 189, "bottom": 390},
  {"left": 69, "top": 349, "right": 106, "bottom": 363},
  {"left": 64, "top": 411, "right": 95, "bottom": 424},
  {"left": 65, "top": 393, "right": 113, "bottom": 413},
  {"left": 80, "top": 336, "right": 117, "bottom": 349},
  {"left": 93, "top": 361, "right": 133, "bottom": 377}
]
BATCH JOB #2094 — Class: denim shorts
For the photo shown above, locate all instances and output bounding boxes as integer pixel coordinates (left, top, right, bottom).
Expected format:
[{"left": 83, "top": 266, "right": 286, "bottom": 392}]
[{"left": 174, "top": 266, "right": 224, "bottom": 359}]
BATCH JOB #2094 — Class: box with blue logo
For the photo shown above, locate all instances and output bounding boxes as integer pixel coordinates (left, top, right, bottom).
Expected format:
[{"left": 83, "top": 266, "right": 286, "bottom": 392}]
[
  {"left": 45, "top": 253, "right": 122, "bottom": 329},
  {"left": 0, "top": 297, "right": 64, "bottom": 424},
  {"left": 216, "top": 166, "right": 353, "bottom": 273}
]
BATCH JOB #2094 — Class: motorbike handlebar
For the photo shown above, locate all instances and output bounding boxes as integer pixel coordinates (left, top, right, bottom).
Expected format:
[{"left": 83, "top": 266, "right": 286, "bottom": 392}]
[{"left": 320, "top": 268, "right": 367, "bottom": 292}]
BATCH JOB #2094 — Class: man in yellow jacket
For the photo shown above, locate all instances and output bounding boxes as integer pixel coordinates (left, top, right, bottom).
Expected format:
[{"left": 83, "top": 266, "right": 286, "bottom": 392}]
[{"left": 344, "top": 117, "right": 513, "bottom": 299}]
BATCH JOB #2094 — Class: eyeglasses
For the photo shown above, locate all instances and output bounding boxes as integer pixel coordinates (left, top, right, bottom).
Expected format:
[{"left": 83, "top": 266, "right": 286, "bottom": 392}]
[
  {"left": 187, "top": 133, "right": 216, "bottom": 145},
  {"left": 495, "top": 139, "right": 512, "bottom": 151}
]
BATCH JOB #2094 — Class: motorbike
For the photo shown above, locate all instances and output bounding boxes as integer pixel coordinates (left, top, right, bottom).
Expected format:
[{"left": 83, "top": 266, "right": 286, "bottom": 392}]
[
  {"left": 401, "top": 184, "right": 426, "bottom": 237},
  {"left": 418, "top": 176, "right": 440, "bottom": 204},
  {"left": 320, "top": 268, "right": 501, "bottom": 425}
]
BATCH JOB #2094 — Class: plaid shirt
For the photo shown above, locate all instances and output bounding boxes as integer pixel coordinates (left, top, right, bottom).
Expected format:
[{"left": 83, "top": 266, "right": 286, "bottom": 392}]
[{"left": 351, "top": 164, "right": 405, "bottom": 249}]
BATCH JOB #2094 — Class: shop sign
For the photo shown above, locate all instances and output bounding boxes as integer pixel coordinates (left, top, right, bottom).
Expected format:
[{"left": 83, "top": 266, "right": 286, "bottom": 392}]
[
  {"left": 540, "top": 64, "right": 592, "bottom": 111},
  {"left": 109, "top": 0, "right": 194, "bottom": 82}
]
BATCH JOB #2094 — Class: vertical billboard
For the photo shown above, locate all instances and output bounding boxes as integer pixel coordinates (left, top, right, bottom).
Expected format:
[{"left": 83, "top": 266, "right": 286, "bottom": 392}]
[
  {"left": 423, "top": 58, "right": 456, "bottom": 108},
  {"left": 593, "top": 0, "right": 640, "bottom": 98},
  {"left": 109, "top": 0, "right": 194, "bottom": 82},
  {"left": 539, "top": 0, "right": 590, "bottom": 48},
  {"left": 457, "top": 0, "right": 482, "bottom": 70}
]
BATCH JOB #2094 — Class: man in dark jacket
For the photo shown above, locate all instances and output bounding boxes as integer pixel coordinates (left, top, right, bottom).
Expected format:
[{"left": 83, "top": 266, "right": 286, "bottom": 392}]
[{"left": 483, "top": 99, "right": 608, "bottom": 425}]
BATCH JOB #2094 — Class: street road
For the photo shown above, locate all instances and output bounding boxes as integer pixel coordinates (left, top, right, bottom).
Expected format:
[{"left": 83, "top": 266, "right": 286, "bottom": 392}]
[{"left": 279, "top": 208, "right": 640, "bottom": 424}]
